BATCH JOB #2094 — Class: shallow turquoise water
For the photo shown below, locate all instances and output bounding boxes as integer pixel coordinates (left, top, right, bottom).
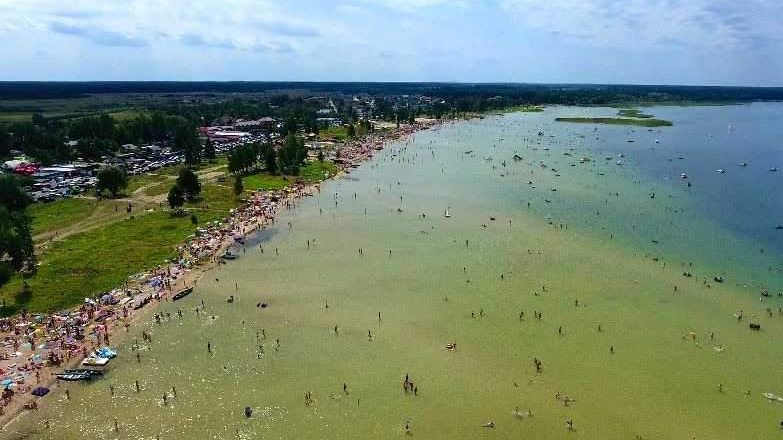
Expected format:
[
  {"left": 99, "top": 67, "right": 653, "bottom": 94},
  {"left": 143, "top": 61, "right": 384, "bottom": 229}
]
[{"left": 4, "top": 105, "right": 783, "bottom": 440}]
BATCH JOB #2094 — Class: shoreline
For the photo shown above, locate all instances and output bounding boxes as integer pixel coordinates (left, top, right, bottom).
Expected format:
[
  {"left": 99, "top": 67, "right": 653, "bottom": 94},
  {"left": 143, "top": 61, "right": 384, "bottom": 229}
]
[{"left": 0, "top": 120, "right": 444, "bottom": 431}]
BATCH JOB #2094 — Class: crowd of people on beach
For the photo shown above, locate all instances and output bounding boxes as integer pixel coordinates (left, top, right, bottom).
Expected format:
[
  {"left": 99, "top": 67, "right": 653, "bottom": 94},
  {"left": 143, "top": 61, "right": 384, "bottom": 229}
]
[{"left": 0, "top": 121, "right": 439, "bottom": 425}]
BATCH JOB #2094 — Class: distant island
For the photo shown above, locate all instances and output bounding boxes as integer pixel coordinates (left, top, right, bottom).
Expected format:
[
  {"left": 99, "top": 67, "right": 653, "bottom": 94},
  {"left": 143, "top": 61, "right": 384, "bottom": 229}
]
[{"left": 617, "top": 108, "right": 654, "bottom": 118}]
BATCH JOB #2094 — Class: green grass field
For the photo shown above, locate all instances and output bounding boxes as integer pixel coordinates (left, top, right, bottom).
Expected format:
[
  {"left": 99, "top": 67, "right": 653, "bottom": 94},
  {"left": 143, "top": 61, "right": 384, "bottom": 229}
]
[
  {"left": 555, "top": 117, "right": 673, "bottom": 127},
  {"left": 0, "top": 109, "right": 146, "bottom": 125},
  {"left": 0, "top": 211, "right": 198, "bottom": 313},
  {"left": 0, "top": 183, "right": 240, "bottom": 314},
  {"left": 29, "top": 198, "right": 102, "bottom": 235},
  {"left": 299, "top": 161, "right": 339, "bottom": 182},
  {"left": 319, "top": 126, "right": 348, "bottom": 141},
  {"left": 242, "top": 172, "right": 290, "bottom": 191},
  {"left": 125, "top": 173, "right": 172, "bottom": 194},
  {"left": 143, "top": 183, "right": 172, "bottom": 197}
]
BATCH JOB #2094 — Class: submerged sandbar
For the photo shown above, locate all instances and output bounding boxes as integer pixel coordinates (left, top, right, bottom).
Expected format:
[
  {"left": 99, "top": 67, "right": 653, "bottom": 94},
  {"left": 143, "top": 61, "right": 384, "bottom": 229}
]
[{"left": 555, "top": 117, "right": 673, "bottom": 127}]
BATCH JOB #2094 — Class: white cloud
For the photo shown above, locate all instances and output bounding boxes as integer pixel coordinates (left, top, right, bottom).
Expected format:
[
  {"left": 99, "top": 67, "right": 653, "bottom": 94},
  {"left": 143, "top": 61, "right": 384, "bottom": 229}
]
[
  {"left": 3, "top": 0, "right": 324, "bottom": 51},
  {"left": 499, "top": 0, "right": 782, "bottom": 49},
  {"left": 351, "top": 0, "right": 466, "bottom": 12},
  {"left": 0, "top": 0, "right": 781, "bottom": 84}
]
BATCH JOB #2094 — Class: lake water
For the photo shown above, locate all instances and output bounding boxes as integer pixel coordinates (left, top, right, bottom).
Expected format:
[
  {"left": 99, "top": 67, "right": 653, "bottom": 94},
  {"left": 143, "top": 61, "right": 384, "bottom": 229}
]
[{"left": 4, "top": 104, "right": 783, "bottom": 440}]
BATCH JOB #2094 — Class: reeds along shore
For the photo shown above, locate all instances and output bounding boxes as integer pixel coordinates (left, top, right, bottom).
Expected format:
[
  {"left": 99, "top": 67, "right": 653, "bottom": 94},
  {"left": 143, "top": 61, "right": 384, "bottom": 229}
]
[{"left": 0, "top": 120, "right": 442, "bottom": 428}]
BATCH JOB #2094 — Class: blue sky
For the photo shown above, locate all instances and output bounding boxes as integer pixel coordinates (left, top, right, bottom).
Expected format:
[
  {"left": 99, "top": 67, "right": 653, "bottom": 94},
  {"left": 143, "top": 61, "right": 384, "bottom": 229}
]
[{"left": 1, "top": 0, "right": 781, "bottom": 85}]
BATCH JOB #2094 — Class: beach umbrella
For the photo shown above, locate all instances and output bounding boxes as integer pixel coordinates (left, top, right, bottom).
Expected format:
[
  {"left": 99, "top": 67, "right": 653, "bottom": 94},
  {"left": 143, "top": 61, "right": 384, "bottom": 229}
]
[
  {"left": 1, "top": 379, "right": 13, "bottom": 389},
  {"left": 31, "top": 387, "right": 49, "bottom": 397}
]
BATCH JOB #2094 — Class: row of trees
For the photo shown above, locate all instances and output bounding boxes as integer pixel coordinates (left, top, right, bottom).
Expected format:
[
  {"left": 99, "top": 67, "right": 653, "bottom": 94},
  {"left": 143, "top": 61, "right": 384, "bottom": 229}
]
[
  {"left": 226, "top": 134, "right": 307, "bottom": 177},
  {"left": 0, "top": 176, "right": 35, "bottom": 289},
  {"left": 0, "top": 111, "right": 211, "bottom": 165}
]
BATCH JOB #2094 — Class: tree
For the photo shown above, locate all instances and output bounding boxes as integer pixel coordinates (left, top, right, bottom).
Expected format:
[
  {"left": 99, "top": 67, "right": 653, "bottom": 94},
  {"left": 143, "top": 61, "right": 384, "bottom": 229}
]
[
  {"left": 32, "top": 113, "right": 46, "bottom": 127},
  {"left": 176, "top": 168, "right": 201, "bottom": 201},
  {"left": 167, "top": 185, "right": 185, "bottom": 213},
  {"left": 233, "top": 175, "right": 244, "bottom": 197},
  {"left": 278, "top": 133, "right": 306, "bottom": 175},
  {"left": 262, "top": 143, "right": 277, "bottom": 174},
  {"left": 0, "top": 126, "right": 11, "bottom": 157},
  {"left": 96, "top": 166, "right": 128, "bottom": 199},
  {"left": 175, "top": 124, "right": 201, "bottom": 167},
  {"left": 0, "top": 175, "right": 33, "bottom": 212},
  {"left": 227, "top": 144, "right": 260, "bottom": 176},
  {"left": 0, "top": 176, "right": 35, "bottom": 288},
  {"left": 346, "top": 124, "right": 356, "bottom": 138},
  {"left": 203, "top": 139, "right": 216, "bottom": 161}
]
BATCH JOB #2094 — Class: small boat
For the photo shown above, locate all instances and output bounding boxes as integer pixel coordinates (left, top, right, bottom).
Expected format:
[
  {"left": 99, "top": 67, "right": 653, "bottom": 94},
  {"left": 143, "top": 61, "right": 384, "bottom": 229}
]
[
  {"left": 220, "top": 252, "right": 238, "bottom": 261},
  {"left": 716, "top": 169, "right": 726, "bottom": 174},
  {"left": 680, "top": 173, "right": 688, "bottom": 179},
  {"left": 57, "top": 372, "right": 91, "bottom": 381},
  {"left": 444, "top": 208, "right": 451, "bottom": 218},
  {"left": 770, "top": 167, "right": 779, "bottom": 172},
  {"left": 82, "top": 356, "right": 110, "bottom": 367},
  {"left": 739, "top": 162, "right": 748, "bottom": 167},
  {"left": 172, "top": 287, "right": 194, "bottom": 301},
  {"left": 65, "top": 369, "right": 103, "bottom": 376}
]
